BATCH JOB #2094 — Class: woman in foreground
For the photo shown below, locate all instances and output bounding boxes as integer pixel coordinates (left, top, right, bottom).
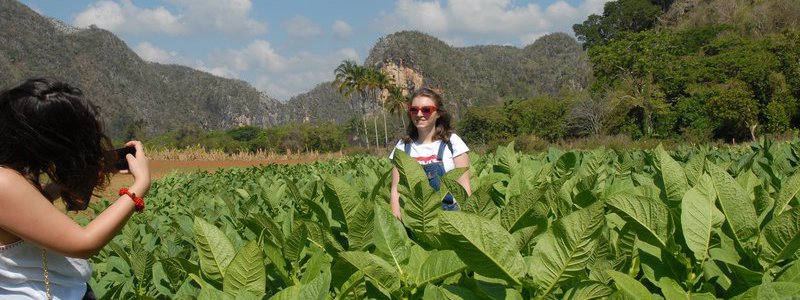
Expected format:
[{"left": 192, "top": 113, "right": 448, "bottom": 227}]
[{"left": 0, "top": 78, "right": 150, "bottom": 299}]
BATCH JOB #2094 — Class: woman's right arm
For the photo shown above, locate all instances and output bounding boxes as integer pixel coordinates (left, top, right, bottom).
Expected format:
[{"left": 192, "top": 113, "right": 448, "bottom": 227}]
[
  {"left": 0, "top": 141, "right": 150, "bottom": 259},
  {"left": 390, "top": 166, "right": 402, "bottom": 220}
]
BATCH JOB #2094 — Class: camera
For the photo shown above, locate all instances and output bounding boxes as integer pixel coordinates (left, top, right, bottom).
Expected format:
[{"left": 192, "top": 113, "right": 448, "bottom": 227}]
[{"left": 110, "top": 146, "right": 136, "bottom": 171}]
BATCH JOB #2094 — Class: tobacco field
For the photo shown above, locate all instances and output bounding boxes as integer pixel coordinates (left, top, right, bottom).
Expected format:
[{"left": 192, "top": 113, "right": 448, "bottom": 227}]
[{"left": 79, "top": 141, "right": 800, "bottom": 299}]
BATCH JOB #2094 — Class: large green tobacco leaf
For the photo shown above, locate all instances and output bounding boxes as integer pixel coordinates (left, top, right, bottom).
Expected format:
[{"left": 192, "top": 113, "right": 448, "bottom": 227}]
[
  {"left": 494, "top": 142, "right": 520, "bottom": 176},
  {"left": 323, "top": 176, "right": 362, "bottom": 227},
  {"left": 555, "top": 151, "right": 578, "bottom": 178},
  {"left": 223, "top": 241, "right": 266, "bottom": 294},
  {"left": 562, "top": 281, "right": 613, "bottom": 300},
  {"left": 775, "top": 262, "right": 800, "bottom": 284},
  {"left": 502, "top": 171, "right": 526, "bottom": 206},
  {"left": 500, "top": 183, "right": 546, "bottom": 232},
  {"left": 339, "top": 251, "right": 401, "bottom": 293},
  {"left": 730, "top": 282, "right": 800, "bottom": 300},
  {"left": 373, "top": 206, "right": 410, "bottom": 275},
  {"left": 758, "top": 206, "right": 800, "bottom": 269},
  {"left": 194, "top": 217, "right": 236, "bottom": 283},
  {"left": 301, "top": 249, "right": 326, "bottom": 284},
  {"left": 393, "top": 150, "right": 428, "bottom": 190},
  {"left": 681, "top": 174, "right": 719, "bottom": 262},
  {"left": 423, "top": 284, "right": 481, "bottom": 299},
  {"left": 774, "top": 172, "right": 800, "bottom": 217},
  {"left": 706, "top": 161, "right": 759, "bottom": 249},
  {"left": 303, "top": 220, "right": 345, "bottom": 254},
  {"left": 607, "top": 193, "right": 670, "bottom": 248},
  {"left": 285, "top": 179, "right": 330, "bottom": 229},
  {"left": 462, "top": 186, "right": 499, "bottom": 220},
  {"left": 130, "top": 250, "right": 154, "bottom": 289},
  {"left": 530, "top": 202, "right": 604, "bottom": 298},
  {"left": 283, "top": 224, "right": 307, "bottom": 264},
  {"left": 159, "top": 258, "right": 198, "bottom": 293},
  {"left": 405, "top": 183, "right": 447, "bottom": 239},
  {"left": 269, "top": 271, "right": 330, "bottom": 300},
  {"left": 262, "top": 238, "right": 290, "bottom": 284},
  {"left": 198, "top": 288, "right": 262, "bottom": 300},
  {"left": 607, "top": 270, "right": 654, "bottom": 300},
  {"left": 471, "top": 276, "right": 525, "bottom": 300},
  {"left": 415, "top": 250, "right": 467, "bottom": 287},
  {"left": 323, "top": 176, "right": 374, "bottom": 250},
  {"left": 655, "top": 144, "right": 689, "bottom": 203},
  {"left": 439, "top": 211, "right": 525, "bottom": 285},
  {"left": 441, "top": 167, "right": 470, "bottom": 205},
  {"left": 656, "top": 277, "right": 718, "bottom": 300},
  {"left": 684, "top": 151, "right": 705, "bottom": 186}
]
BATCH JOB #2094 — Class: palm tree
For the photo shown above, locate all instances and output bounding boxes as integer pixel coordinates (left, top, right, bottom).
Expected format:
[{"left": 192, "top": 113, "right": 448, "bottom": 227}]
[
  {"left": 361, "top": 68, "right": 380, "bottom": 148},
  {"left": 333, "top": 60, "right": 370, "bottom": 148},
  {"left": 385, "top": 85, "right": 407, "bottom": 132},
  {"left": 367, "top": 68, "right": 394, "bottom": 146}
]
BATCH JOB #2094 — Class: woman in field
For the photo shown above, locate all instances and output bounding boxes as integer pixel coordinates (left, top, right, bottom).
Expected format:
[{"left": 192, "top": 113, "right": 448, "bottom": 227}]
[
  {"left": 0, "top": 78, "right": 150, "bottom": 299},
  {"left": 389, "top": 87, "right": 472, "bottom": 220}
]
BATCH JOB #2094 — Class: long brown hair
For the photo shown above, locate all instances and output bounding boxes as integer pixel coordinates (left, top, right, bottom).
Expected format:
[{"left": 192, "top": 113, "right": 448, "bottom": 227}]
[
  {"left": 0, "top": 78, "right": 114, "bottom": 210},
  {"left": 402, "top": 87, "right": 453, "bottom": 144}
]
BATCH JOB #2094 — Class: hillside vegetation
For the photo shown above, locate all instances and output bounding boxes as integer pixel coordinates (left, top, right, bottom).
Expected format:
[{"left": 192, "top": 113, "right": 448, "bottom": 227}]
[
  {"left": 364, "top": 31, "right": 592, "bottom": 116},
  {"left": 461, "top": 0, "right": 800, "bottom": 147}
]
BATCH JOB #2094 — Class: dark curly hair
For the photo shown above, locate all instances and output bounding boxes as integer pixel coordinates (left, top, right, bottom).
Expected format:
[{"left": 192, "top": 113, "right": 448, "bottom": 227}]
[
  {"left": 402, "top": 87, "right": 454, "bottom": 144},
  {"left": 0, "top": 78, "right": 114, "bottom": 210}
]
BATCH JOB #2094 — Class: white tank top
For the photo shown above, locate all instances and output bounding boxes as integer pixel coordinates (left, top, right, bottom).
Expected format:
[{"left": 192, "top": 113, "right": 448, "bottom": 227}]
[{"left": 0, "top": 239, "right": 92, "bottom": 299}]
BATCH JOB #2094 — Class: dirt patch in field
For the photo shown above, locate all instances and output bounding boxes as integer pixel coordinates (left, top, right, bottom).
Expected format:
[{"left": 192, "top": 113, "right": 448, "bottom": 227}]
[{"left": 97, "top": 158, "right": 317, "bottom": 200}]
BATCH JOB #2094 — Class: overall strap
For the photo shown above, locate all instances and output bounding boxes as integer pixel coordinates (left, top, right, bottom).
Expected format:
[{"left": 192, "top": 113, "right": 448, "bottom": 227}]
[
  {"left": 404, "top": 142, "right": 411, "bottom": 154},
  {"left": 437, "top": 141, "right": 447, "bottom": 161}
]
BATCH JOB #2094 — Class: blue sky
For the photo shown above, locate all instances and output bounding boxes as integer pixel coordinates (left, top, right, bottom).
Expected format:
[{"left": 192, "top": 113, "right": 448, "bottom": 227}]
[{"left": 20, "top": 0, "right": 609, "bottom": 100}]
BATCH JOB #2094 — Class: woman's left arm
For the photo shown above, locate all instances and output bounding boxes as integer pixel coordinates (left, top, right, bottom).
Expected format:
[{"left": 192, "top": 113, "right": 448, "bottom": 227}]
[{"left": 453, "top": 153, "right": 472, "bottom": 196}]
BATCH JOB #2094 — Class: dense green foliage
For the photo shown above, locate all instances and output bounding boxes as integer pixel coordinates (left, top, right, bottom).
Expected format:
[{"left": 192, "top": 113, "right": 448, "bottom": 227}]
[
  {"left": 82, "top": 140, "right": 800, "bottom": 299},
  {"left": 460, "top": 95, "right": 570, "bottom": 144},
  {"left": 587, "top": 26, "right": 800, "bottom": 140},
  {"left": 573, "top": 0, "right": 668, "bottom": 49}
]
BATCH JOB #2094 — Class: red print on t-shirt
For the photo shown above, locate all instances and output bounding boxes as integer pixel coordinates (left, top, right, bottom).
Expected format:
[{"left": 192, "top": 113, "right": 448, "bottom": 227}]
[{"left": 415, "top": 155, "right": 439, "bottom": 165}]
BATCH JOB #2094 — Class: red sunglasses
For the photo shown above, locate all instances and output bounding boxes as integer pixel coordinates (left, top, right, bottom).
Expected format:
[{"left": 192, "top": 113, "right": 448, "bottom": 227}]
[{"left": 408, "top": 105, "right": 438, "bottom": 116}]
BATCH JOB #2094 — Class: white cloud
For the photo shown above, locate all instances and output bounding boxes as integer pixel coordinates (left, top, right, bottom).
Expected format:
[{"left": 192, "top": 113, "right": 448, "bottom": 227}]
[
  {"left": 211, "top": 40, "right": 288, "bottom": 72},
  {"left": 74, "top": 1, "right": 128, "bottom": 31},
  {"left": 379, "top": 0, "right": 612, "bottom": 46},
  {"left": 207, "top": 42, "right": 360, "bottom": 100},
  {"left": 173, "top": 0, "right": 267, "bottom": 36},
  {"left": 284, "top": 15, "right": 322, "bottom": 39},
  {"left": 73, "top": 0, "right": 266, "bottom": 36},
  {"left": 520, "top": 32, "right": 546, "bottom": 45},
  {"left": 332, "top": 20, "right": 354, "bottom": 40},
  {"left": 134, "top": 42, "right": 180, "bottom": 63},
  {"left": 199, "top": 65, "right": 239, "bottom": 79},
  {"left": 337, "top": 48, "right": 359, "bottom": 61}
]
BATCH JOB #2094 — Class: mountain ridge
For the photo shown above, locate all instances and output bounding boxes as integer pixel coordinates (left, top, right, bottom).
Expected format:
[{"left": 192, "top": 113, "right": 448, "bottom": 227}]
[
  {"left": 1, "top": 0, "right": 592, "bottom": 138},
  {"left": 0, "top": 0, "right": 285, "bottom": 137}
]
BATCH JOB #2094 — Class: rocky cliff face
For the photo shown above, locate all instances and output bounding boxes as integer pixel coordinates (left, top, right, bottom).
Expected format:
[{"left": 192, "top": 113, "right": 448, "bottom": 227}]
[
  {"left": 364, "top": 31, "right": 592, "bottom": 117},
  {"left": 379, "top": 62, "right": 425, "bottom": 99}
]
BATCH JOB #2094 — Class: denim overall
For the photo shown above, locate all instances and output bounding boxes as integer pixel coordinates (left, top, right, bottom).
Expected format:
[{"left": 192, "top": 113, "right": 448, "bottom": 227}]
[{"left": 405, "top": 141, "right": 459, "bottom": 210}]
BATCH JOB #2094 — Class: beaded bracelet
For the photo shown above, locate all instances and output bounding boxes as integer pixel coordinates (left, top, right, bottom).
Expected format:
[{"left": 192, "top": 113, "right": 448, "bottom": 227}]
[{"left": 119, "top": 188, "right": 145, "bottom": 212}]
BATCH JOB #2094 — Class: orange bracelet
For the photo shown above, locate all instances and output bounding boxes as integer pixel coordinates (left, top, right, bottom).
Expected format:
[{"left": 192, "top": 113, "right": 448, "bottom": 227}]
[{"left": 118, "top": 188, "right": 144, "bottom": 212}]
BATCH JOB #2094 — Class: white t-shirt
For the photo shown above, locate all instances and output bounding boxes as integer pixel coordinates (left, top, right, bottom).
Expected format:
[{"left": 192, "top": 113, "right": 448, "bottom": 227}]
[{"left": 388, "top": 133, "right": 469, "bottom": 172}]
